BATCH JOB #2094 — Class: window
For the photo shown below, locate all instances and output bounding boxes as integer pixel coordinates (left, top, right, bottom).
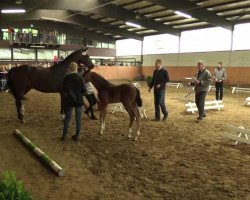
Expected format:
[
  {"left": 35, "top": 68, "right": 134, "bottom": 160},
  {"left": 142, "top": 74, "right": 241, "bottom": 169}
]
[
  {"left": 2, "top": 29, "right": 9, "bottom": 40},
  {"left": 96, "top": 42, "right": 102, "bottom": 48},
  {"left": 59, "top": 51, "right": 66, "bottom": 60},
  {"left": 0, "top": 48, "right": 11, "bottom": 59},
  {"left": 143, "top": 34, "right": 179, "bottom": 54},
  {"left": 37, "top": 49, "right": 58, "bottom": 60},
  {"left": 102, "top": 43, "right": 109, "bottom": 48},
  {"left": 116, "top": 39, "right": 142, "bottom": 56},
  {"left": 66, "top": 35, "right": 74, "bottom": 45},
  {"left": 233, "top": 23, "right": 250, "bottom": 50},
  {"left": 109, "top": 43, "right": 115, "bottom": 49},
  {"left": 66, "top": 51, "right": 74, "bottom": 57},
  {"left": 180, "top": 27, "right": 231, "bottom": 53},
  {"left": 58, "top": 34, "right": 66, "bottom": 45},
  {"left": 13, "top": 48, "right": 35, "bottom": 60}
]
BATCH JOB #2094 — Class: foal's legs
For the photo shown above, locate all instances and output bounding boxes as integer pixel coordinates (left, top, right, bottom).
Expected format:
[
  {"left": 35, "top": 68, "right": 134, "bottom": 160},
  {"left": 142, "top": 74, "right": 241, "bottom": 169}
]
[
  {"left": 130, "top": 103, "right": 140, "bottom": 140},
  {"left": 99, "top": 105, "right": 107, "bottom": 135},
  {"left": 123, "top": 103, "right": 135, "bottom": 139}
]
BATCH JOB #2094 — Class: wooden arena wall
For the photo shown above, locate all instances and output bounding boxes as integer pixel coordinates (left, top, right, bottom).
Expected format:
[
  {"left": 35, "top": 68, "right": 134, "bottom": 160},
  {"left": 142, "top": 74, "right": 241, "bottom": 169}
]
[
  {"left": 91, "top": 66, "right": 250, "bottom": 84},
  {"left": 114, "top": 50, "right": 250, "bottom": 84},
  {"left": 92, "top": 66, "right": 142, "bottom": 80},
  {"left": 142, "top": 66, "right": 250, "bottom": 84}
]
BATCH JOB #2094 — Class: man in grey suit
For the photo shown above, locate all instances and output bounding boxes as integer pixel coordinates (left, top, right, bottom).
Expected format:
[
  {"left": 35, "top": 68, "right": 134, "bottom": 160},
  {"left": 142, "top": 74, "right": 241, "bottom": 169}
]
[{"left": 192, "top": 61, "right": 211, "bottom": 122}]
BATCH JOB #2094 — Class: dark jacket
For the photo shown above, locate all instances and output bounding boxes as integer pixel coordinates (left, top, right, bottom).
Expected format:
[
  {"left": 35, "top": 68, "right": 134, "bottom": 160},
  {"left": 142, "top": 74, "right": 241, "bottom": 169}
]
[
  {"left": 63, "top": 73, "right": 86, "bottom": 107},
  {"left": 150, "top": 67, "right": 169, "bottom": 90}
]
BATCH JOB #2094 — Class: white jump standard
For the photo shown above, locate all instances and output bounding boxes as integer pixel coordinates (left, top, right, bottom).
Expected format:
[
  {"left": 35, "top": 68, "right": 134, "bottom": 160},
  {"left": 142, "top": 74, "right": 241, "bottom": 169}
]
[
  {"left": 185, "top": 100, "right": 224, "bottom": 114},
  {"left": 243, "top": 97, "right": 250, "bottom": 106},
  {"left": 224, "top": 125, "right": 250, "bottom": 145},
  {"left": 14, "top": 129, "right": 64, "bottom": 176},
  {"left": 167, "top": 82, "right": 183, "bottom": 89},
  {"left": 208, "top": 85, "right": 216, "bottom": 92},
  {"left": 231, "top": 87, "right": 250, "bottom": 94},
  {"left": 112, "top": 103, "right": 147, "bottom": 119},
  {"left": 132, "top": 82, "right": 140, "bottom": 88}
]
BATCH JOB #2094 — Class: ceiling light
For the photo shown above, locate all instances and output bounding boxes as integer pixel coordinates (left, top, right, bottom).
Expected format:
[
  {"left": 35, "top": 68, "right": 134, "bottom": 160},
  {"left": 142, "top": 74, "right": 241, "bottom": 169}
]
[
  {"left": 1, "top": 9, "right": 26, "bottom": 14},
  {"left": 174, "top": 11, "right": 192, "bottom": 19},
  {"left": 125, "top": 22, "right": 142, "bottom": 28},
  {"left": 40, "top": 17, "right": 62, "bottom": 22},
  {"left": 30, "top": 45, "right": 45, "bottom": 48}
]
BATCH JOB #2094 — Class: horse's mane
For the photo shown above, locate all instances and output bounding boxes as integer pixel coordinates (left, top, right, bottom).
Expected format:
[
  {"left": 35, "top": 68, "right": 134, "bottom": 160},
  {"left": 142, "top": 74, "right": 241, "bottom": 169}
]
[
  {"left": 50, "top": 49, "right": 82, "bottom": 69},
  {"left": 90, "top": 72, "right": 113, "bottom": 87}
]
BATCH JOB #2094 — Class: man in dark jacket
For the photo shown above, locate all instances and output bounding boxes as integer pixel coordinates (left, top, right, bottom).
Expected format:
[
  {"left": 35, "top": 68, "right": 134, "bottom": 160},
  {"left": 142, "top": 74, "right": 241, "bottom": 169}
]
[
  {"left": 148, "top": 59, "right": 169, "bottom": 121},
  {"left": 62, "top": 62, "right": 86, "bottom": 141}
]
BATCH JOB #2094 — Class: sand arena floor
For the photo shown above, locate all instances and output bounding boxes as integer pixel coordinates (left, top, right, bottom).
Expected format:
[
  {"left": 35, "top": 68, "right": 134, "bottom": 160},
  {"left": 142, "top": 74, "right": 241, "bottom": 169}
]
[{"left": 0, "top": 81, "right": 249, "bottom": 200}]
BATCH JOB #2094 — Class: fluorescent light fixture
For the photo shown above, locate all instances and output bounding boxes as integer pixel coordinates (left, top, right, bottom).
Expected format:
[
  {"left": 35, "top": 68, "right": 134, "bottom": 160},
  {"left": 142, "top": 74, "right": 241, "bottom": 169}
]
[
  {"left": 125, "top": 22, "right": 142, "bottom": 28},
  {"left": 40, "top": 17, "right": 63, "bottom": 22},
  {"left": 30, "top": 45, "right": 45, "bottom": 48},
  {"left": 174, "top": 11, "right": 192, "bottom": 19},
  {"left": 1, "top": 9, "right": 26, "bottom": 14}
]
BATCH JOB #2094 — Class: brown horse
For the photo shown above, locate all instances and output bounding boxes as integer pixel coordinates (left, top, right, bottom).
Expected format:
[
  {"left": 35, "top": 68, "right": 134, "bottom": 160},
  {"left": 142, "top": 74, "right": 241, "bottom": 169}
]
[
  {"left": 7, "top": 47, "right": 94, "bottom": 123},
  {"left": 83, "top": 71, "right": 143, "bottom": 140}
]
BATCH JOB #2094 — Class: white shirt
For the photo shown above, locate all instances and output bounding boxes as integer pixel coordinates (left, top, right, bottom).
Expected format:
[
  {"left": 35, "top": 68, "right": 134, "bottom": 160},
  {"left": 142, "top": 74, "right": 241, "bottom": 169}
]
[{"left": 86, "top": 82, "right": 95, "bottom": 94}]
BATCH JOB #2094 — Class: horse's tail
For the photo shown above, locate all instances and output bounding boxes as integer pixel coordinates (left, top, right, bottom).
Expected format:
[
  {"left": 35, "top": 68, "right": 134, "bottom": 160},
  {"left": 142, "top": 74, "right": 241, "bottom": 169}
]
[
  {"left": 135, "top": 88, "right": 142, "bottom": 107},
  {"left": 7, "top": 68, "right": 17, "bottom": 99}
]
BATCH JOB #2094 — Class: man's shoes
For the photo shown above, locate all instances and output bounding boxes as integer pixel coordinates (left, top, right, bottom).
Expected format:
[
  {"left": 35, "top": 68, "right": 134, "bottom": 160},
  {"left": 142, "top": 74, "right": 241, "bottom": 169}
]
[
  {"left": 71, "top": 135, "right": 79, "bottom": 141},
  {"left": 163, "top": 115, "right": 168, "bottom": 121},
  {"left": 84, "top": 110, "right": 90, "bottom": 118},
  {"left": 61, "top": 136, "right": 66, "bottom": 141},
  {"left": 152, "top": 118, "right": 160, "bottom": 121},
  {"left": 202, "top": 113, "right": 206, "bottom": 118},
  {"left": 91, "top": 116, "right": 98, "bottom": 120},
  {"left": 196, "top": 116, "right": 202, "bottom": 123}
]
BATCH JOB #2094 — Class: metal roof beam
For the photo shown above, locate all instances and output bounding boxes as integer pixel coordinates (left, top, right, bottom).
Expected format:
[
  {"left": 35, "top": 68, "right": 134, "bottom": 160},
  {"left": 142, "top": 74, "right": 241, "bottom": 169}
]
[
  {"left": 90, "top": 4, "right": 180, "bottom": 36},
  {"left": 144, "top": 0, "right": 233, "bottom": 30},
  {"left": 66, "top": 15, "right": 144, "bottom": 40},
  {"left": 141, "top": 8, "right": 166, "bottom": 16},
  {"left": 0, "top": 9, "right": 143, "bottom": 40}
]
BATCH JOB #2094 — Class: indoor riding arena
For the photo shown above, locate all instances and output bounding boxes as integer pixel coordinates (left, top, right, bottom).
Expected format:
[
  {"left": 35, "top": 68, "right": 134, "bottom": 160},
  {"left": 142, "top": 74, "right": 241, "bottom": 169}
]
[{"left": 0, "top": 0, "right": 249, "bottom": 200}]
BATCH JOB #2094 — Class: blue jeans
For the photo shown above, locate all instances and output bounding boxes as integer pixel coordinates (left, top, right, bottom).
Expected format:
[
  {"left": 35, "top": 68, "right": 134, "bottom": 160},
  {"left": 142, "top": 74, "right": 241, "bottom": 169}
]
[
  {"left": 154, "top": 89, "right": 168, "bottom": 119},
  {"left": 63, "top": 106, "right": 82, "bottom": 138}
]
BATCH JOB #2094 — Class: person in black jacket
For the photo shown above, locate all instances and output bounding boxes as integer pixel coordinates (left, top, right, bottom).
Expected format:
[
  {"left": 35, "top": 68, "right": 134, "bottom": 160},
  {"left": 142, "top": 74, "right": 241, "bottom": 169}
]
[
  {"left": 62, "top": 62, "right": 86, "bottom": 141},
  {"left": 148, "top": 59, "right": 169, "bottom": 121}
]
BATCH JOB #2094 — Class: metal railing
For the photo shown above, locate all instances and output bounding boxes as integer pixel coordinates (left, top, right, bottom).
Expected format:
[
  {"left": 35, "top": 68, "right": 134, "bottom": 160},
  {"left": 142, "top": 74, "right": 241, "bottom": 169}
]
[{"left": 1, "top": 32, "right": 65, "bottom": 45}]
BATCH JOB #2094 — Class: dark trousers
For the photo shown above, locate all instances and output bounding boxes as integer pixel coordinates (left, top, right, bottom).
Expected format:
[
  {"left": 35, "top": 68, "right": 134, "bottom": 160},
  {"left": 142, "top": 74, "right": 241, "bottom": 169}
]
[
  {"left": 154, "top": 89, "right": 168, "bottom": 119},
  {"left": 63, "top": 106, "right": 82, "bottom": 138},
  {"left": 85, "top": 94, "right": 96, "bottom": 118},
  {"left": 215, "top": 82, "right": 224, "bottom": 100},
  {"left": 195, "top": 92, "right": 207, "bottom": 118}
]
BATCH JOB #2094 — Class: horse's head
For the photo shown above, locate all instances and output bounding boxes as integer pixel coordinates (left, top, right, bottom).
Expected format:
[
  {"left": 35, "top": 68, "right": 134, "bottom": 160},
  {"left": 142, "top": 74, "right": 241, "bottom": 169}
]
[{"left": 74, "top": 47, "right": 95, "bottom": 69}]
